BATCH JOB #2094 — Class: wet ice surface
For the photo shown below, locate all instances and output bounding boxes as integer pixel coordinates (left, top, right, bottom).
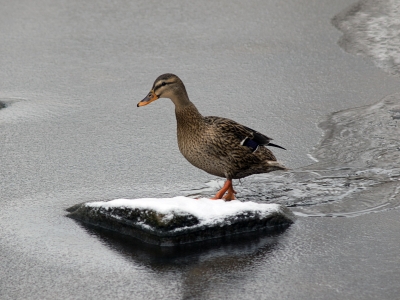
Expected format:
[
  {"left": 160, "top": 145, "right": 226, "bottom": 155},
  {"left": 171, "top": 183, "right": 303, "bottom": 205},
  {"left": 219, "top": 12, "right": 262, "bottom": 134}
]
[
  {"left": 333, "top": 0, "right": 400, "bottom": 76},
  {"left": 189, "top": 94, "right": 400, "bottom": 217}
]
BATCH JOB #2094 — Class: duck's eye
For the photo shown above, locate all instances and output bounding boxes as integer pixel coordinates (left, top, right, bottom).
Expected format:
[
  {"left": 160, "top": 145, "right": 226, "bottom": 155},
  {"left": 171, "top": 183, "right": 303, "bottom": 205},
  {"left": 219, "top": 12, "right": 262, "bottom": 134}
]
[{"left": 161, "top": 82, "right": 166, "bottom": 86}]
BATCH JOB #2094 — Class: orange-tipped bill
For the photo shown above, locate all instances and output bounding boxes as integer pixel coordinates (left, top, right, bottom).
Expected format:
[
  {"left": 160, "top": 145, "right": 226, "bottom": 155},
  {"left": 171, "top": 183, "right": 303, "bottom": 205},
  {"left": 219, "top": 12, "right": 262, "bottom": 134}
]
[{"left": 137, "top": 90, "right": 159, "bottom": 107}]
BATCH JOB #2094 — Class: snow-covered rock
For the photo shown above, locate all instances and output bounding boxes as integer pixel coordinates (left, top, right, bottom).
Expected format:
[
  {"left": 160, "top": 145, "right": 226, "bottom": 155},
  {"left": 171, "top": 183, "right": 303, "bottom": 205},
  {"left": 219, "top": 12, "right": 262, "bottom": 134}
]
[{"left": 67, "top": 197, "right": 295, "bottom": 246}]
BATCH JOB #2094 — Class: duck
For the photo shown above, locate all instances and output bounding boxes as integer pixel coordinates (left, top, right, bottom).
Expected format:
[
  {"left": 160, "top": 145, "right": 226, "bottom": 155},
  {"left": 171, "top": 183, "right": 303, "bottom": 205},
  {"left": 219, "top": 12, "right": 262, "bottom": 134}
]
[{"left": 137, "top": 74, "right": 287, "bottom": 201}]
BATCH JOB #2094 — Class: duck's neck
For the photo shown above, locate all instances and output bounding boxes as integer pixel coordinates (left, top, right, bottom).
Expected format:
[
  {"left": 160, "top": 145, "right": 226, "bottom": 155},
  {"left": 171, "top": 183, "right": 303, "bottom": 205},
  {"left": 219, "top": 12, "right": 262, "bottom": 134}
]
[
  {"left": 169, "top": 83, "right": 191, "bottom": 108},
  {"left": 175, "top": 102, "right": 204, "bottom": 154},
  {"left": 175, "top": 102, "right": 204, "bottom": 128}
]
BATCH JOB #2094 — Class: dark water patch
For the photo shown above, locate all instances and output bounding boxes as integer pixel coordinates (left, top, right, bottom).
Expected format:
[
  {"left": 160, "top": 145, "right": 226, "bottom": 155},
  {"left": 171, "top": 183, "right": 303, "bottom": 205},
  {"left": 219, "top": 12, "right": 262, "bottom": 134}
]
[
  {"left": 332, "top": 0, "right": 400, "bottom": 76},
  {"left": 0, "top": 96, "right": 70, "bottom": 123},
  {"left": 189, "top": 94, "right": 400, "bottom": 217},
  {"left": 0, "top": 97, "right": 21, "bottom": 108},
  {"left": 83, "top": 224, "right": 290, "bottom": 300}
]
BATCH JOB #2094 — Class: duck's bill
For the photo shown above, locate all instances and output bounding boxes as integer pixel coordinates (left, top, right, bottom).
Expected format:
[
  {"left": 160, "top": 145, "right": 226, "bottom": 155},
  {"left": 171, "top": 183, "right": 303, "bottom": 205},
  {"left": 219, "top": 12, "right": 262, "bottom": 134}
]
[{"left": 137, "top": 90, "right": 159, "bottom": 107}]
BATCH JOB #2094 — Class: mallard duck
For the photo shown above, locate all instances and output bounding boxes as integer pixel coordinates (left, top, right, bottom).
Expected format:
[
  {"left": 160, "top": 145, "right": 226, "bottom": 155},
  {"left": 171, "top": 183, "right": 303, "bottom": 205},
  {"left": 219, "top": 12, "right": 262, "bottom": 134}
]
[{"left": 137, "top": 74, "right": 287, "bottom": 201}]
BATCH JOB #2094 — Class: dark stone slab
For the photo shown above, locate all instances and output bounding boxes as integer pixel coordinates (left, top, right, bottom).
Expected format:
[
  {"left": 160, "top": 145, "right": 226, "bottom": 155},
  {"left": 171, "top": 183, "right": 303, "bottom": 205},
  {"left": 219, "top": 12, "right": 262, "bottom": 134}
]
[{"left": 67, "top": 198, "right": 295, "bottom": 247}]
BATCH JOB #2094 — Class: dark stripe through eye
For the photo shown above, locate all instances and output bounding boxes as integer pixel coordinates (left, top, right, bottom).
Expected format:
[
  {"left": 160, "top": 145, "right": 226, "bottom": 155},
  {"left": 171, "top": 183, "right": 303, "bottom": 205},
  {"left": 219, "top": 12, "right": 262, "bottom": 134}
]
[{"left": 154, "top": 81, "right": 170, "bottom": 92}]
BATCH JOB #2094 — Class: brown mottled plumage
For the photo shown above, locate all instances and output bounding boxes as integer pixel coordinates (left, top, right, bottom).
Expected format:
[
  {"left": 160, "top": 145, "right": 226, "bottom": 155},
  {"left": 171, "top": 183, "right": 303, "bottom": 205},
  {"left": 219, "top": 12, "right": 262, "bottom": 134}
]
[{"left": 137, "top": 74, "right": 287, "bottom": 200}]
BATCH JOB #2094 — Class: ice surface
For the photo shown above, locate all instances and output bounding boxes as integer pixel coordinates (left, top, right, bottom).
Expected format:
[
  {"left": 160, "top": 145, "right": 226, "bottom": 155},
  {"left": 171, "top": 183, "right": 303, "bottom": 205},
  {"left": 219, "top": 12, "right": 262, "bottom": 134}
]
[
  {"left": 2, "top": 0, "right": 400, "bottom": 298},
  {"left": 189, "top": 94, "right": 400, "bottom": 217},
  {"left": 333, "top": 0, "right": 400, "bottom": 76}
]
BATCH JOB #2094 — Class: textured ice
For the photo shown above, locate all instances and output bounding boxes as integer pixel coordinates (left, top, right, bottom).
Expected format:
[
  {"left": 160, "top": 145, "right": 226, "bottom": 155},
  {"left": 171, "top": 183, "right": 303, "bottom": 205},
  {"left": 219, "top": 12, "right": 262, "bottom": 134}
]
[
  {"left": 333, "top": 0, "right": 400, "bottom": 76},
  {"left": 189, "top": 94, "right": 400, "bottom": 217}
]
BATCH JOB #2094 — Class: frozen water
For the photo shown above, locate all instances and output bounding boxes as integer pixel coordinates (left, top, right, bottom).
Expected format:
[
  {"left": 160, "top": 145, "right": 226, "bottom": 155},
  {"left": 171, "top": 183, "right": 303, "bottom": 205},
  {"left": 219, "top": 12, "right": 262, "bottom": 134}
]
[
  {"left": 1, "top": 0, "right": 400, "bottom": 299},
  {"left": 189, "top": 94, "right": 400, "bottom": 217},
  {"left": 333, "top": 0, "right": 400, "bottom": 76}
]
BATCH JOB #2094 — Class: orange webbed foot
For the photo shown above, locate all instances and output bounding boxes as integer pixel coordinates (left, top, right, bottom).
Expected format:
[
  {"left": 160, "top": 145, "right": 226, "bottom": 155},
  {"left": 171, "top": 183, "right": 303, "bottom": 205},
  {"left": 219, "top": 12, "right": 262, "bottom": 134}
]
[{"left": 211, "top": 179, "right": 236, "bottom": 201}]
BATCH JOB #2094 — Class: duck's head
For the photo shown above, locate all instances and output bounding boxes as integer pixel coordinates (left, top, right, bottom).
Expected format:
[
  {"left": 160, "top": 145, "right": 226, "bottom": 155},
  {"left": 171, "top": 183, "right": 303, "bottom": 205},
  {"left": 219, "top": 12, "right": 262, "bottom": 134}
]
[{"left": 137, "top": 73, "right": 190, "bottom": 108}]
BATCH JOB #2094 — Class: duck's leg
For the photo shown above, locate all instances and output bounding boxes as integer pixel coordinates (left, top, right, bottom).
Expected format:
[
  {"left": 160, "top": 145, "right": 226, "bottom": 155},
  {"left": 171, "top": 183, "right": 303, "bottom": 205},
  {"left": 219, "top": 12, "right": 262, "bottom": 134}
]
[
  {"left": 211, "top": 179, "right": 236, "bottom": 201},
  {"left": 223, "top": 183, "right": 237, "bottom": 201}
]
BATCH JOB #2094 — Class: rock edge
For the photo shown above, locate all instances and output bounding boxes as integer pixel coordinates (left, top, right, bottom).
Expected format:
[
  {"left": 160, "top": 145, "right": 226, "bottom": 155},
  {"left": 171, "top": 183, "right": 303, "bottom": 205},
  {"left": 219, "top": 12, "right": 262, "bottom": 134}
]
[{"left": 67, "top": 199, "right": 295, "bottom": 246}]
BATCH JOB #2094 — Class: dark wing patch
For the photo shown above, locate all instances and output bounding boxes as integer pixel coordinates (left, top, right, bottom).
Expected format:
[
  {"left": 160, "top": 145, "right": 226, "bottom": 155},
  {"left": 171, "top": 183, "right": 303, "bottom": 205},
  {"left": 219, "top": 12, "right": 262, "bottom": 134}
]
[
  {"left": 242, "top": 125, "right": 272, "bottom": 145},
  {"left": 241, "top": 137, "right": 259, "bottom": 152},
  {"left": 243, "top": 125, "right": 286, "bottom": 150}
]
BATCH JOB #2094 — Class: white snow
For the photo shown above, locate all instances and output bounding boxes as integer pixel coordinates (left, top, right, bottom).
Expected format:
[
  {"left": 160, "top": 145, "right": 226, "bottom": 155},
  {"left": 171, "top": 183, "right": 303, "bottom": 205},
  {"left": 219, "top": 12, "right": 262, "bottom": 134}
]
[{"left": 86, "top": 197, "right": 281, "bottom": 225}]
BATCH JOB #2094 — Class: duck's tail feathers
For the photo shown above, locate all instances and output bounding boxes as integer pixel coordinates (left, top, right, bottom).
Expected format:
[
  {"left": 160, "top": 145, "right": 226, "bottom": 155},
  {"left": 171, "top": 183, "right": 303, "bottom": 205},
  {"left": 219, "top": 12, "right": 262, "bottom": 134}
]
[
  {"left": 267, "top": 143, "right": 286, "bottom": 150},
  {"left": 267, "top": 160, "right": 288, "bottom": 171}
]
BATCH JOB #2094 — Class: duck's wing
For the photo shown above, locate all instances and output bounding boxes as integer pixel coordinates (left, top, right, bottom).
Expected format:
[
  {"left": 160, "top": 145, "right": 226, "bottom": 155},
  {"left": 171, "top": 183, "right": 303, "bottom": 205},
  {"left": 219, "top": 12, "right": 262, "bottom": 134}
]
[
  {"left": 242, "top": 125, "right": 286, "bottom": 150},
  {"left": 204, "top": 116, "right": 286, "bottom": 151}
]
